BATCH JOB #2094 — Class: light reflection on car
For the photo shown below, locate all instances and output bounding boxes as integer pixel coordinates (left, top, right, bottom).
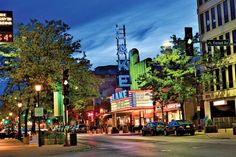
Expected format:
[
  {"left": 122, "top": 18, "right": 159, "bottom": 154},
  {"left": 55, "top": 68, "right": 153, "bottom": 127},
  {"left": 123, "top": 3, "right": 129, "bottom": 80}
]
[
  {"left": 142, "top": 121, "right": 166, "bottom": 136},
  {"left": 164, "top": 120, "right": 196, "bottom": 136}
]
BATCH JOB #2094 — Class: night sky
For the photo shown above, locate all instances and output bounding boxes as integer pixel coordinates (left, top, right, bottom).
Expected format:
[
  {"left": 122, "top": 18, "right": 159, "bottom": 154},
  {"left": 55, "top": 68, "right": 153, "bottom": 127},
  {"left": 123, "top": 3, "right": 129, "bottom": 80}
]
[{"left": 0, "top": 0, "right": 198, "bottom": 94}]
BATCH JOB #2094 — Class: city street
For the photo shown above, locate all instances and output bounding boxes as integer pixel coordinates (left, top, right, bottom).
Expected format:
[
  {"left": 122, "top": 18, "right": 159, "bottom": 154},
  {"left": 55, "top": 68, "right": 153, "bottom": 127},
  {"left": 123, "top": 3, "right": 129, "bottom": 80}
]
[
  {"left": 0, "top": 132, "right": 236, "bottom": 157},
  {"left": 56, "top": 134, "right": 236, "bottom": 157}
]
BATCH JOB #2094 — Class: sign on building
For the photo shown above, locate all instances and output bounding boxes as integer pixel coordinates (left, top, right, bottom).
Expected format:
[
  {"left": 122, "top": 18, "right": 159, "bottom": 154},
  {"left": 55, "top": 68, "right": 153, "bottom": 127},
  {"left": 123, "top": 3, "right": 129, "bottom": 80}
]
[
  {"left": 0, "top": 11, "right": 13, "bottom": 42},
  {"left": 118, "top": 75, "right": 130, "bottom": 87},
  {"left": 207, "top": 40, "right": 230, "bottom": 46}
]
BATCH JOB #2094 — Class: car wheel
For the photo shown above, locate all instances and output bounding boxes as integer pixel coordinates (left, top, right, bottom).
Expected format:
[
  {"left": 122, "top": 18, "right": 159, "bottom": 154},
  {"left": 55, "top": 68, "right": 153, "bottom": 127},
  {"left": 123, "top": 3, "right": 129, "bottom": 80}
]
[
  {"left": 164, "top": 130, "right": 168, "bottom": 136},
  {"left": 190, "top": 131, "right": 195, "bottom": 136},
  {"left": 142, "top": 131, "right": 146, "bottom": 136},
  {"left": 151, "top": 130, "right": 155, "bottom": 136},
  {"left": 174, "top": 130, "right": 179, "bottom": 136}
]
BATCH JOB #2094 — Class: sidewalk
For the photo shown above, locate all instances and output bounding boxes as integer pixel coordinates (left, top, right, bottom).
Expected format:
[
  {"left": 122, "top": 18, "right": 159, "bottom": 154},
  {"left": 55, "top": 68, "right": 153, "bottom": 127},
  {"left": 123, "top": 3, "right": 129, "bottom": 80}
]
[
  {"left": 195, "top": 128, "right": 236, "bottom": 139},
  {"left": 0, "top": 138, "right": 92, "bottom": 157}
]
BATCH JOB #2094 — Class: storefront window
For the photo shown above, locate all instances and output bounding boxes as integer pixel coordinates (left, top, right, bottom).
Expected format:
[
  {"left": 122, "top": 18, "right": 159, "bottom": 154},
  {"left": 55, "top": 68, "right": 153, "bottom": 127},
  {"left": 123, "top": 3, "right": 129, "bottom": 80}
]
[{"left": 211, "top": 100, "right": 235, "bottom": 117}]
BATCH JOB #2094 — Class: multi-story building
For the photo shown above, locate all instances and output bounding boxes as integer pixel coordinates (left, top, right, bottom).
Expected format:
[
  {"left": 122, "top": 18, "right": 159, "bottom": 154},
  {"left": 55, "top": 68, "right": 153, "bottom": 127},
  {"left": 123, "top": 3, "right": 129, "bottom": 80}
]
[
  {"left": 197, "top": 0, "right": 236, "bottom": 126},
  {"left": 83, "top": 65, "right": 118, "bottom": 128}
]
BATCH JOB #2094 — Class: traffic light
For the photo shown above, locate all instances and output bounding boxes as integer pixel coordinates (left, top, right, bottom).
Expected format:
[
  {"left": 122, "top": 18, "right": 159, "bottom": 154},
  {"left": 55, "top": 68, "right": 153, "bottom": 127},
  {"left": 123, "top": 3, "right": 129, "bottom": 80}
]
[
  {"left": 4, "top": 119, "right": 9, "bottom": 125},
  {"left": 185, "top": 27, "right": 193, "bottom": 56},
  {"left": 63, "top": 69, "right": 69, "bottom": 96},
  {"left": 46, "top": 119, "right": 52, "bottom": 125},
  {"left": 63, "top": 69, "right": 69, "bottom": 106}
]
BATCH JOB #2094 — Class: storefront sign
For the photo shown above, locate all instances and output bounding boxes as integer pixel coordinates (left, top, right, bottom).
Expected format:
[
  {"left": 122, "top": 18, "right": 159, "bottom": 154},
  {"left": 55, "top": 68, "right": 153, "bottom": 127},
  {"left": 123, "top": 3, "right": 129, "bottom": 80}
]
[
  {"left": 213, "top": 100, "right": 227, "bottom": 106},
  {"left": 112, "top": 90, "right": 128, "bottom": 101},
  {"left": 167, "top": 103, "right": 181, "bottom": 109}
]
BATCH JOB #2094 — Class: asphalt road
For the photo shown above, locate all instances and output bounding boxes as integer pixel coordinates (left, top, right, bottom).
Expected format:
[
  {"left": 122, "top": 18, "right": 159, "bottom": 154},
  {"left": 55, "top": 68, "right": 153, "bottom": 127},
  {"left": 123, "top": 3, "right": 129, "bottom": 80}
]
[{"left": 52, "top": 134, "right": 236, "bottom": 157}]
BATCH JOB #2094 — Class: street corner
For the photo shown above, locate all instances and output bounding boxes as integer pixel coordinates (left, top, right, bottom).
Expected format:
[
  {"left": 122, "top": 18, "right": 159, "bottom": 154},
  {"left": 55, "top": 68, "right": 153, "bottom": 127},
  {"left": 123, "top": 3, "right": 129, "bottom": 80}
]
[{"left": 34, "top": 143, "right": 93, "bottom": 156}]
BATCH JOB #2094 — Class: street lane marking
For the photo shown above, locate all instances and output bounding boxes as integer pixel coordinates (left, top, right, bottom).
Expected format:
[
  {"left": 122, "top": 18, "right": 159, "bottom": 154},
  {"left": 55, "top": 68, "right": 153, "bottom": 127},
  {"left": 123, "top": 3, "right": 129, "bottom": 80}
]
[{"left": 161, "top": 149, "right": 171, "bottom": 152}]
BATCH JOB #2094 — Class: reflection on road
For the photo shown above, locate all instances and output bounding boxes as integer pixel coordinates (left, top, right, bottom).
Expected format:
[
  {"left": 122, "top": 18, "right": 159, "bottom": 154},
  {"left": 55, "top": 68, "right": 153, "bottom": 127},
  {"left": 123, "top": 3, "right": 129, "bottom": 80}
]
[{"left": 54, "top": 134, "right": 236, "bottom": 157}]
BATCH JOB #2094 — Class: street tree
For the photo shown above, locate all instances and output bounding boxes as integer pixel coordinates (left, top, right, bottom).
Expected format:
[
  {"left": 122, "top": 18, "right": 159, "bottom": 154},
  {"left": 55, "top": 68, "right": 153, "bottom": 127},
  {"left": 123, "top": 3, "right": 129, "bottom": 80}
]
[{"left": 0, "top": 19, "right": 100, "bottom": 135}]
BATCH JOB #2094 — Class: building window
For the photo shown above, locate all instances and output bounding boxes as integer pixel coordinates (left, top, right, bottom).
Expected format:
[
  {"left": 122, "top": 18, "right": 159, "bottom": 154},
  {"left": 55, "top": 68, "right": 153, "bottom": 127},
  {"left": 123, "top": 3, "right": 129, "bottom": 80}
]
[
  {"left": 228, "top": 65, "right": 233, "bottom": 88},
  {"left": 215, "top": 69, "right": 220, "bottom": 90},
  {"left": 223, "top": 0, "right": 229, "bottom": 23},
  {"left": 222, "top": 68, "right": 227, "bottom": 89},
  {"left": 202, "top": 42, "right": 206, "bottom": 54},
  {"left": 225, "top": 32, "right": 231, "bottom": 55},
  {"left": 217, "top": 4, "right": 223, "bottom": 26},
  {"left": 208, "top": 45, "right": 212, "bottom": 62},
  {"left": 219, "top": 35, "right": 224, "bottom": 57},
  {"left": 235, "top": 64, "right": 236, "bottom": 84},
  {"left": 200, "top": 13, "right": 205, "bottom": 34},
  {"left": 206, "top": 11, "right": 210, "bottom": 31},
  {"left": 210, "top": 71, "right": 214, "bottom": 91},
  {"left": 211, "top": 7, "right": 216, "bottom": 29},
  {"left": 230, "top": 0, "right": 236, "bottom": 20},
  {"left": 233, "top": 30, "right": 236, "bottom": 53},
  {"left": 199, "top": 0, "right": 203, "bottom": 6}
]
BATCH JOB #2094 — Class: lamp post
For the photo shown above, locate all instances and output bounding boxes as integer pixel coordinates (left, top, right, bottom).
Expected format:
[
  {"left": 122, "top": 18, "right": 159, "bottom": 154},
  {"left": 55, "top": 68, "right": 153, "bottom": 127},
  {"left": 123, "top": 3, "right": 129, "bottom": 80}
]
[
  {"left": 35, "top": 84, "right": 42, "bottom": 147},
  {"left": 17, "top": 102, "right": 22, "bottom": 140},
  {"left": 9, "top": 112, "right": 13, "bottom": 131}
]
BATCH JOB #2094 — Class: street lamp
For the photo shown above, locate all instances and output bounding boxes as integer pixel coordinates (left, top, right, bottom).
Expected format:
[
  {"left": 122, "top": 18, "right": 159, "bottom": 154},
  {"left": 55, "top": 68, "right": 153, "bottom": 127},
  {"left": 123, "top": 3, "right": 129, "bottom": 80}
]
[
  {"left": 35, "top": 84, "right": 42, "bottom": 147},
  {"left": 17, "top": 101, "right": 22, "bottom": 140}
]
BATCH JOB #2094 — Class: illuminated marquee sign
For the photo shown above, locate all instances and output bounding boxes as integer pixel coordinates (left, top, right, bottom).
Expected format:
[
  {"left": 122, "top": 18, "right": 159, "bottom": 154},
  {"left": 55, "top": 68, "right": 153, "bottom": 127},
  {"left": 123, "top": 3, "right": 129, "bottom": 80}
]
[
  {"left": 0, "top": 11, "right": 13, "bottom": 42},
  {"left": 118, "top": 75, "right": 130, "bottom": 87},
  {"left": 129, "top": 90, "right": 153, "bottom": 107},
  {"left": 112, "top": 90, "right": 128, "bottom": 101},
  {"left": 111, "top": 99, "right": 130, "bottom": 111}
]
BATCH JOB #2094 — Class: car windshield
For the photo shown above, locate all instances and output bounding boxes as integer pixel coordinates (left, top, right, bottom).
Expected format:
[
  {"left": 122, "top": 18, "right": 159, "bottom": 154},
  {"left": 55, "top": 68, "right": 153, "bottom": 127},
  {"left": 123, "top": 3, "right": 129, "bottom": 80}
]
[{"left": 177, "top": 120, "right": 192, "bottom": 125}]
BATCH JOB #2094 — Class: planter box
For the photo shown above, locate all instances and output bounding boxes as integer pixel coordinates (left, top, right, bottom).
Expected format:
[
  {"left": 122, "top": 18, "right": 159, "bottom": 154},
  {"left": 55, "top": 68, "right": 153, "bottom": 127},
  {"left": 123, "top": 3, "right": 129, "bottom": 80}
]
[{"left": 205, "top": 126, "right": 218, "bottom": 133}]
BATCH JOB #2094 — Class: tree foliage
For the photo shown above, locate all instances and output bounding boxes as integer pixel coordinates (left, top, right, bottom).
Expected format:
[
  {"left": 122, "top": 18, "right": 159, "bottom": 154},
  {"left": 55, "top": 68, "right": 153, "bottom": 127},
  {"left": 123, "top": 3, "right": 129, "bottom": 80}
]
[
  {"left": 0, "top": 19, "right": 101, "bottom": 121},
  {"left": 137, "top": 34, "right": 211, "bottom": 120}
]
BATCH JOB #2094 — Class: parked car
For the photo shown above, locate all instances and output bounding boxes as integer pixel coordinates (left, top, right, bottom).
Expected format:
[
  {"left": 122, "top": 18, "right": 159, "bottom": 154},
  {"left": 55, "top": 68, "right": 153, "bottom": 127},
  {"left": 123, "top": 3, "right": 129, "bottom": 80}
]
[
  {"left": 75, "top": 124, "right": 87, "bottom": 133},
  {"left": 0, "top": 128, "right": 16, "bottom": 139},
  {"left": 142, "top": 121, "right": 166, "bottom": 136},
  {"left": 164, "top": 120, "right": 196, "bottom": 136}
]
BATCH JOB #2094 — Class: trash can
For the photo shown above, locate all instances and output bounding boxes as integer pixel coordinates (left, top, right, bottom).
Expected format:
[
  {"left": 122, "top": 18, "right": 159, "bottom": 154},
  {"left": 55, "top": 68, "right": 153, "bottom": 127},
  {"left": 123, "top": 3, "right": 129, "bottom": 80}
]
[
  {"left": 233, "top": 126, "right": 236, "bottom": 135},
  {"left": 70, "top": 133, "right": 77, "bottom": 146},
  {"left": 40, "top": 131, "right": 45, "bottom": 145}
]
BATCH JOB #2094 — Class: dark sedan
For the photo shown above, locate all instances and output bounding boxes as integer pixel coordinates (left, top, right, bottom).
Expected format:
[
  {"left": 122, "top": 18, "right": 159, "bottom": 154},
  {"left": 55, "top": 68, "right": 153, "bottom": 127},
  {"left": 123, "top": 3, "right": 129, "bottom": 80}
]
[
  {"left": 142, "top": 121, "right": 166, "bottom": 136},
  {"left": 164, "top": 120, "right": 196, "bottom": 136}
]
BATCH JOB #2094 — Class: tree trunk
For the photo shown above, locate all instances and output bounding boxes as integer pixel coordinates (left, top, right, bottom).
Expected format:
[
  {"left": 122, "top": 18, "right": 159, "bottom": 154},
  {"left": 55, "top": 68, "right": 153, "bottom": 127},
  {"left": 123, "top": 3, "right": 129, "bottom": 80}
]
[
  {"left": 24, "top": 108, "right": 29, "bottom": 137},
  {"left": 180, "top": 102, "right": 185, "bottom": 120},
  {"left": 31, "top": 111, "right": 36, "bottom": 134},
  {"left": 153, "top": 101, "right": 156, "bottom": 121}
]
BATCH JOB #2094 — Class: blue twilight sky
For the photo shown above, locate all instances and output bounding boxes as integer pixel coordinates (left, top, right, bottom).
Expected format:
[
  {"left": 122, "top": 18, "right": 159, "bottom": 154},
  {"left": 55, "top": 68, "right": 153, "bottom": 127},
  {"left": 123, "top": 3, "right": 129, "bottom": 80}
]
[{"left": 0, "top": 0, "right": 198, "bottom": 69}]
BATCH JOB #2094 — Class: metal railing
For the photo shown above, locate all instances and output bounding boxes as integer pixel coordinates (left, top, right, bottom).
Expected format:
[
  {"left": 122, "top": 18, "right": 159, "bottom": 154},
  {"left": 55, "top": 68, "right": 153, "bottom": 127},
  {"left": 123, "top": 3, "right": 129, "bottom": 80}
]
[{"left": 213, "top": 117, "right": 236, "bottom": 129}]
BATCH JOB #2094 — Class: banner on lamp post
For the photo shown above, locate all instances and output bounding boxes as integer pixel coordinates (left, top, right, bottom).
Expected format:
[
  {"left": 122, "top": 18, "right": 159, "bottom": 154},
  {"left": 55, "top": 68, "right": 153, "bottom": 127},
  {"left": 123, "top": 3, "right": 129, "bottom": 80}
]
[{"left": 35, "top": 107, "right": 44, "bottom": 117}]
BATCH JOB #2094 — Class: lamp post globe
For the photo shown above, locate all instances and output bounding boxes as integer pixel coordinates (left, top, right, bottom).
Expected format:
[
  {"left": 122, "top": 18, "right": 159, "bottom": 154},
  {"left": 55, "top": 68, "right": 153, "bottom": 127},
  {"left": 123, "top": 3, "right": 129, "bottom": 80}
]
[{"left": 35, "top": 84, "right": 42, "bottom": 92}]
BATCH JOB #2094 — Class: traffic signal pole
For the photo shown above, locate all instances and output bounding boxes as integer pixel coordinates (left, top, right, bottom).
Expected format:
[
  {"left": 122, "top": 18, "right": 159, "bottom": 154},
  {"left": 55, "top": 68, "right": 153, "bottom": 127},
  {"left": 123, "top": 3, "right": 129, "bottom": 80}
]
[{"left": 63, "top": 69, "right": 69, "bottom": 146}]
